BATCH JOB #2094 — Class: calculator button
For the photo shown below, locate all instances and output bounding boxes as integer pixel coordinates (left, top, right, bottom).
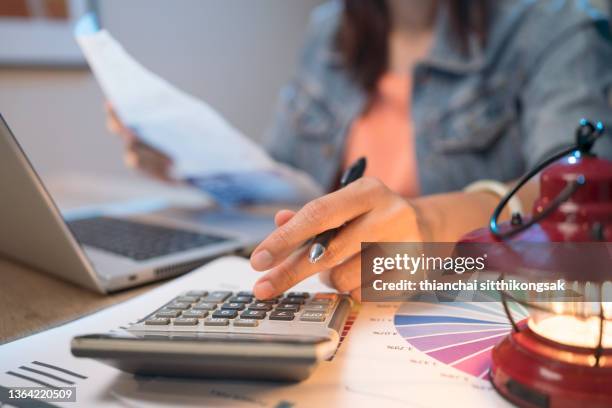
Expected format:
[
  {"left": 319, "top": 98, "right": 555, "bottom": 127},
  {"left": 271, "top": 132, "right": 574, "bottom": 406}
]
[
  {"left": 165, "top": 302, "right": 191, "bottom": 310},
  {"left": 192, "top": 302, "right": 217, "bottom": 310},
  {"left": 288, "top": 292, "right": 310, "bottom": 298},
  {"left": 173, "top": 317, "right": 199, "bottom": 326},
  {"left": 259, "top": 294, "right": 282, "bottom": 301},
  {"left": 212, "top": 309, "right": 238, "bottom": 319},
  {"left": 175, "top": 296, "right": 199, "bottom": 303},
  {"left": 248, "top": 302, "right": 273, "bottom": 311},
  {"left": 182, "top": 310, "right": 208, "bottom": 319},
  {"left": 300, "top": 312, "right": 327, "bottom": 322},
  {"left": 254, "top": 299, "right": 277, "bottom": 305},
  {"left": 280, "top": 297, "right": 305, "bottom": 305},
  {"left": 156, "top": 309, "right": 182, "bottom": 318},
  {"left": 233, "top": 318, "right": 259, "bottom": 327},
  {"left": 275, "top": 304, "right": 300, "bottom": 312},
  {"left": 228, "top": 296, "right": 253, "bottom": 303},
  {"left": 221, "top": 302, "right": 245, "bottom": 310},
  {"left": 313, "top": 293, "right": 338, "bottom": 301},
  {"left": 269, "top": 311, "right": 295, "bottom": 321},
  {"left": 204, "top": 317, "right": 229, "bottom": 326},
  {"left": 308, "top": 298, "right": 333, "bottom": 306},
  {"left": 241, "top": 310, "right": 267, "bottom": 320},
  {"left": 145, "top": 317, "right": 170, "bottom": 325},
  {"left": 202, "top": 291, "right": 232, "bottom": 302},
  {"left": 237, "top": 291, "right": 253, "bottom": 297},
  {"left": 303, "top": 304, "right": 330, "bottom": 312},
  {"left": 186, "top": 290, "right": 208, "bottom": 297}
]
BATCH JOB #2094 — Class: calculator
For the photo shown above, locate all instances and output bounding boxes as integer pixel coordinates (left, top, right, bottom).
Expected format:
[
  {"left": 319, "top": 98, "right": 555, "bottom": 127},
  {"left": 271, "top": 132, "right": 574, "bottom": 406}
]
[{"left": 71, "top": 290, "right": 352, "bottom": 381}]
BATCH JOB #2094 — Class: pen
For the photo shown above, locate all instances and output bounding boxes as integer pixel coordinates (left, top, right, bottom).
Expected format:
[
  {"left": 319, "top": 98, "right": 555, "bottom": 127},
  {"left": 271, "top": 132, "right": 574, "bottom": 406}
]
[{"left": 308, "top": 157, "right": 367, "bottom": 263}]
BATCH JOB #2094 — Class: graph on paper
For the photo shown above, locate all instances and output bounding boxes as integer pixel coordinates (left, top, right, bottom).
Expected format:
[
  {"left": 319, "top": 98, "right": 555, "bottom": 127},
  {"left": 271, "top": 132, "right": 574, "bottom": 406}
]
[{"left": 394, "top": 299, "right": 528, "bottom": 379}]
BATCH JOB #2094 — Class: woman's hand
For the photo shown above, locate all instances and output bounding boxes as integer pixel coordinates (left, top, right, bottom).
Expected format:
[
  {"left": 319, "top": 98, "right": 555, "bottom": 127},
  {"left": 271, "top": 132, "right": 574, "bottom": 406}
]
[
  {"left": 105, "top": 102, "right": 174, "bottom": 181},
  {"left": 249, "top": 177, "right": 424, "bottom": 301}
]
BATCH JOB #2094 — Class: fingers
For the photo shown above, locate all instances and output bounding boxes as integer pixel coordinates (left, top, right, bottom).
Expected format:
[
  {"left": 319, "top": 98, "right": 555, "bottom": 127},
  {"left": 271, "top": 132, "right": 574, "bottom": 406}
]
[
  {"left": 329, "top": 254, "right": 371, "bottom": 302},
  {"left": 253, "top": 240, "right": 360, "bottom": 299},
  {"left": 105, "top": 103, "right": 137, "bottom": 143},
  {"left": 252, "top": 213, "right": 374, "bottom": 299},
  {"left": 328, "top": 255, "right": 361, "bottom": 293},
  {"left": 252, "top": 193, "right": 420, "bottom": 299},
  {"left": 253, "top": 247, "right": 309, "bottom": 298},
  {"left": 124, "top": 141, "right": 173, "bottom": 181},
  {"left": 105, "top": 101, "right": 175, "bottom": 181},
  {"left": 349, "top": 288, "right": 361, "bottom": 302},
  {"left": 274, "top": 209, "right": 295, "bottom": 227},
  {"left": 250, "top": 178, "right": 388, "bottom": 271}
]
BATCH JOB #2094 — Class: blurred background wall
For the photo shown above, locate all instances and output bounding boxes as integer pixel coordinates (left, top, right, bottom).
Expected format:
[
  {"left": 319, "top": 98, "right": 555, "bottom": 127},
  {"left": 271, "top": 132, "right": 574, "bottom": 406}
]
[{"left": 0, "top": 0, "right": 323, "bottom": 181}]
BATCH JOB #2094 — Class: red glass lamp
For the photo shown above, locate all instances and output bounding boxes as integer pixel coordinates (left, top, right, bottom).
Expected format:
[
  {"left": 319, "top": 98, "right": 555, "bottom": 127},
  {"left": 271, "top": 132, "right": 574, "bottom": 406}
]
[{"left": 460, "top": 120, "right": 612, "bottom": 407}]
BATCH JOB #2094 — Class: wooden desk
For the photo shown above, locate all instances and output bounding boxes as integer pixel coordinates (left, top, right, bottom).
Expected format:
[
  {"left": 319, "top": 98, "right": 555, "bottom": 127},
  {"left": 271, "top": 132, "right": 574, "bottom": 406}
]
[{"left": 0, "top": 257, "right": 160, "bottom": 344}]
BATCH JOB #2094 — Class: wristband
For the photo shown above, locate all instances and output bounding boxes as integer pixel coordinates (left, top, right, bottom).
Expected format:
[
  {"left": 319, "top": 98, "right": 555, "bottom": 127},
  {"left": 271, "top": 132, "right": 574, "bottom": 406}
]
[{"left": 463, "top": 180, "right": 523, "bottom": 215}]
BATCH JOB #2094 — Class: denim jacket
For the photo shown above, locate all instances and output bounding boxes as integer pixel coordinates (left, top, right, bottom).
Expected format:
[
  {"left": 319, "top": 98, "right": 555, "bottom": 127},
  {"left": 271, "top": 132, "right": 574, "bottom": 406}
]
[{"left": 264, "top": 0, "right": 612, "bottom": 194}]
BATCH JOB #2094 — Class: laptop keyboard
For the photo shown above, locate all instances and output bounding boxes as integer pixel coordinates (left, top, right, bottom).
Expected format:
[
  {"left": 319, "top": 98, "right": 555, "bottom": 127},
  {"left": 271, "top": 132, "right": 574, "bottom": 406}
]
[
  {"left": 67, "top": 216, "right": 230, "bottom": 261},
  {"left": 142, "top": 291, "right": 338, "bottom": 327}
]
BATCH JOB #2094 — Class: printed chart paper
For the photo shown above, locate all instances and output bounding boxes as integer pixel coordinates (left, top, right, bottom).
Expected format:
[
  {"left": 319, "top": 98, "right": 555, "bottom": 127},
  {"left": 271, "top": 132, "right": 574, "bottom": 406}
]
[
  {"left": 74, "top": 15, "right": 322, "bottom": 205},
  {"left": 0, "top": 257, "right": 511, "bottom": 407}
]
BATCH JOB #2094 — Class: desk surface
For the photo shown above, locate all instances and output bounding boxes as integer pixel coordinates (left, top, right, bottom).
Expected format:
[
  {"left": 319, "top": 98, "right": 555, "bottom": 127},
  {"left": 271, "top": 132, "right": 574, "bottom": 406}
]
[
  {"left": 0, "top": 257, "right": 160, "bottom": 344},
  {"left": 0, "top": 174, "right": 210, "bottom": 344},
  {"left": 0, "top": 174, "right": 278, "bottom": 345}
]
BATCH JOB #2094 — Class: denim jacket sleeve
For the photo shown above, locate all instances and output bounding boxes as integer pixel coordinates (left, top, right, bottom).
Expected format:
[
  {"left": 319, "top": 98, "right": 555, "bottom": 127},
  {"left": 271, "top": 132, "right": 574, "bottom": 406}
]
[{"left": 519, "top": 1, "right": 612, "bottom": 164}]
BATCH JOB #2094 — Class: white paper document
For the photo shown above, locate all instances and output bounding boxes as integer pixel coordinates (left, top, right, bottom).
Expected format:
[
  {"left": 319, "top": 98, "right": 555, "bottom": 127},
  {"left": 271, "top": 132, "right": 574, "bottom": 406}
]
[
  {"left": 74, "top": 15, "right": 322, "bottom": 205},
  {"left": 0, "top": 256, "right": 510, "bottom": 407}
]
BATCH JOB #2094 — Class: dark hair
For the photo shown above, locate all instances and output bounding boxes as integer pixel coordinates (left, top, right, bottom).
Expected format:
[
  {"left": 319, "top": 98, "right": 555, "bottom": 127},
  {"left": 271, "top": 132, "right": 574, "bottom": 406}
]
[{"left": 336, "top": 0, "right": 490, "bottom": 95}]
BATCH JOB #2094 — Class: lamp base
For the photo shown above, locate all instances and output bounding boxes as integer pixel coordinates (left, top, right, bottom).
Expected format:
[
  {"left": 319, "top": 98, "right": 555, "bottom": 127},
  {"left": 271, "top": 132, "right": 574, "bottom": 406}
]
[{"left": 491, "top": 327, "right": 612, "bottom": 408}]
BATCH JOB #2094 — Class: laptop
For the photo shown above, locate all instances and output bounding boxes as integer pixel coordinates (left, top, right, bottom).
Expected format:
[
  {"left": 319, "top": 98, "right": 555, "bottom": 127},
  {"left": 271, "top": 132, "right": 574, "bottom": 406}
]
[{"left": 0, "top": 115, "right": 275, "bottom": 293}]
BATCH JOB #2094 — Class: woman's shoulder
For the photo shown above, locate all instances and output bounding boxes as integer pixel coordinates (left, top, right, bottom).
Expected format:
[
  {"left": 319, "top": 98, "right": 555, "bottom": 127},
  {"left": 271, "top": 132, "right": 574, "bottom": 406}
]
[
  {"left": 293, "top": 1, "right": 363, "bottom": 102},
  {"left": 481, "top": 0, "right": 611, "bottom": 79},
  {"left": 297, "top": 1, "right": 343, "bottom": 69},
  {"left": 308, "top": 0, "right": 342, "bottom": 27},
  {"left": 493, "top": 0, "right": 609, "bottom": 22},
  {"left": 490, "top": 0, "right": 610, "bottom": 44}
]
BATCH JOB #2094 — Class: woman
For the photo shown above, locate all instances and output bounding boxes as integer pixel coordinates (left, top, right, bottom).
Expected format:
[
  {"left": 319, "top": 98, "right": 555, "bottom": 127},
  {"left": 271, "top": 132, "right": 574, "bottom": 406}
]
[{"left": 107, "top": 0, "right": 612, "bottom": 300}]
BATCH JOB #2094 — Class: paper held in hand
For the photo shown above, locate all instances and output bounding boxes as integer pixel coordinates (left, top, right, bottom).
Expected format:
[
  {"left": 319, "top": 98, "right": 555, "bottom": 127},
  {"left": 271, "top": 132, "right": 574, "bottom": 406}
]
[{"left": 74, "top": 14, "right": 322, "bottom": 205}]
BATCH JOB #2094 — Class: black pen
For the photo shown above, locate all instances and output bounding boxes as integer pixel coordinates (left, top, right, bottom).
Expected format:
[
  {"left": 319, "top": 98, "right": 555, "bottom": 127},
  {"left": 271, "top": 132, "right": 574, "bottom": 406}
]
[{"left": 308, "top": 157, "right": 367, "bottom": 263}]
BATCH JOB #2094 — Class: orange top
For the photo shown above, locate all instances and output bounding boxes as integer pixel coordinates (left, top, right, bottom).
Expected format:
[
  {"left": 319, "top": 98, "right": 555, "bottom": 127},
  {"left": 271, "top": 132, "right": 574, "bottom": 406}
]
[{"left": 343, "top": 72, "right": 419, "bottom": 197}]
